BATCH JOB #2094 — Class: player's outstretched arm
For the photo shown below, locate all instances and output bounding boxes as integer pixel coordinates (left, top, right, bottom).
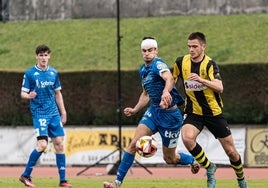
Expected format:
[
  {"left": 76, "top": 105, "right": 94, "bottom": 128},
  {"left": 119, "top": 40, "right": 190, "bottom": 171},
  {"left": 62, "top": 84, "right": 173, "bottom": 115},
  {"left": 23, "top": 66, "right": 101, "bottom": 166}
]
[{"left": 124, "top": 89, "right": 149, "bottom": 116}]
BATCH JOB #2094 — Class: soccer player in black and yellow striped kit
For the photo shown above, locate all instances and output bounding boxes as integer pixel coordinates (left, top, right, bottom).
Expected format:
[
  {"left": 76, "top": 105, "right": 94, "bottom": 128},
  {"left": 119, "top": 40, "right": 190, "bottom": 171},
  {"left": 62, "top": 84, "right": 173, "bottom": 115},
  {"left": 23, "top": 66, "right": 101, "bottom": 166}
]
[{"left": 172, "top": 32, "right": 249, "bottom": 188}]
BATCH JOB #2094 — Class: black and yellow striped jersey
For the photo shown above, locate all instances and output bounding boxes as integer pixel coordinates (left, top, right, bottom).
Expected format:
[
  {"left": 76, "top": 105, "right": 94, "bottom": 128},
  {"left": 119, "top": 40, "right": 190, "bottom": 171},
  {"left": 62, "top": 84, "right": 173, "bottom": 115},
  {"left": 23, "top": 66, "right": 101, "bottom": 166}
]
[{"left": 173, "top": 54, "right": 223, "bottom": 116}]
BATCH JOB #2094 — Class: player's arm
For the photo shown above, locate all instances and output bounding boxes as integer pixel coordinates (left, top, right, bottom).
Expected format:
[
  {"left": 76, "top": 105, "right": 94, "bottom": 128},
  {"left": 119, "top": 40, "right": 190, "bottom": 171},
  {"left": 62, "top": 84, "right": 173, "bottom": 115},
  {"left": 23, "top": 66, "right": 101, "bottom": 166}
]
[
  {"left": 159, "top": 70, "right": 174, "bottom": 109},
  {"left": 202, "top": 62, "right": 223, "bottom": 93},
  {"left": 55, "top": 89, "right": 67, "bottom": 125},
  {"left": 124, "top": 89, "right": 149, "bottom": 117},
  {"left": 21, "top": 74, "right": 37, "bottom": 99},
  {"left": 134, "top": 89, "right": 150, "bottom": 111},
  {"left": 161, "top": 70, "right": 174, "bottom": 93},
  {"left": 21, "top": 90, "right": 37, "bottom": 99},
  {"left": 200, "top": 78, "right": 223, "bottom": 93}
]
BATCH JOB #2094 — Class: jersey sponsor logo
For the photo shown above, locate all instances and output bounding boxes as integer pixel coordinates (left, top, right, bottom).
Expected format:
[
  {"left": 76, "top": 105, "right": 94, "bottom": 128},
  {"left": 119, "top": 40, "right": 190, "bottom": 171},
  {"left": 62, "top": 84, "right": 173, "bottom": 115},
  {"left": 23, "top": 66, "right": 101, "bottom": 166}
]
[
  {"left": 184, "top": 80, "right": 207, "bottom": 91},
  {"left": 164, "top": 130, "right": 180, "bottom": 139},
  {"left": 40, "top": 81, "right": 54, "bottom": 88},
  {"left": 143, "top": 75, "right": 153, "bottom": 82}
]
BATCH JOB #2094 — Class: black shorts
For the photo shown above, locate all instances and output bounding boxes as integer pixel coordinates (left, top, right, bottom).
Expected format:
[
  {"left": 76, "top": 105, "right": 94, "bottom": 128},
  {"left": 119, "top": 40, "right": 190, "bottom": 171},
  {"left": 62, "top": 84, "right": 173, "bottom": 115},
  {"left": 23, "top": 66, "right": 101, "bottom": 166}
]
[{"left": 183, "top": 113, "right": 231, "bottom": 138}]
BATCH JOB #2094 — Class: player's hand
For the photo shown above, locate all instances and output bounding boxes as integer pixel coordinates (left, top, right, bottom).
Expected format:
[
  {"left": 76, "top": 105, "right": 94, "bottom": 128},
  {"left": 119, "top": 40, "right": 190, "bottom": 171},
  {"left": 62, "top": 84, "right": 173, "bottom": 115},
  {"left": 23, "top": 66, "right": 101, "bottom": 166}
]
[
  {"left": 124, "top": 107, "right": 136, "bottom": 117},
  {"left": 159, "top": 99, "right": 169, "bottom": 109},
  {"left": 28, "top": 91, "right": 37, "bottom": 99},
  {"left": 188, "top": 73, "right": 201, "bottom": 82},
  {"left": 160, "top": 91, "right": 172, "bottom": 109},
  {"left": 61, "top": 113, "right": 67, "bottom": 125}
]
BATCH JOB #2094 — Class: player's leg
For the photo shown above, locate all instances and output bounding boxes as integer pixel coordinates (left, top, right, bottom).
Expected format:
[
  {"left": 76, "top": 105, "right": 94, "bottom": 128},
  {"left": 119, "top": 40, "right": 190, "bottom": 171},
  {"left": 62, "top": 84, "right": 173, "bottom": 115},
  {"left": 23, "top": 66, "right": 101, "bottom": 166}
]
[
  {"left": 19, "top": 118, "right": 49, "bottom": 187},
  {"left": 208, "top": 115, "right": 248, "bottom": 188},
  {"left": 52, "top": 136, "right": 72, "bottom": 187},
  {"left": 161, "top": 145, "right": 199, "bottom": 174},
  {"left": 182, "top": 114, "right": 216, "bottom": 188},
  {"left": 181, "top": 123, "right": 212, "bottom": 167},
  {"left": 103, "top": 123, "right": 153, "bottom": 188},
  {"left": 160, "top": 123, "right": 200, "bottom": 174},
  {"left": 20, "top": 136, "right": 48, "bottom": 187},
  {"left": 104, "top": 107, "right": 156, "bottom": 188},
  {"left": 159, "top": 109, "right": 200, "bottom": 173},
  {"left": 50, "top": 116, "right": 72, "bottom": 187},
  {"left": 218, "top": 135, "right": 249, "bottom": 188}
]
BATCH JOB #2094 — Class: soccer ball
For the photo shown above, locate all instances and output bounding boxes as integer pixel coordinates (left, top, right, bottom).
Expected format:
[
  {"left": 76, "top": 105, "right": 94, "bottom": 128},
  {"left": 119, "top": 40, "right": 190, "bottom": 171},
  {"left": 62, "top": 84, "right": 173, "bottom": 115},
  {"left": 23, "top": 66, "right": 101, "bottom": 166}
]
[{"left": 136, "top": 136, "right": 157, "bottom": 158}]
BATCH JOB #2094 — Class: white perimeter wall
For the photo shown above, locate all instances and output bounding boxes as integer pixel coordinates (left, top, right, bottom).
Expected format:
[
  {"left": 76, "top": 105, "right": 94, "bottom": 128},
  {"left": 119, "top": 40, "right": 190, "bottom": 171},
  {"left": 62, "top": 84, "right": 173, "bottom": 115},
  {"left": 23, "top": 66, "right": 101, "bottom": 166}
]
[{"left": 0, "top": 126, "right": 254, "bottom": 166}]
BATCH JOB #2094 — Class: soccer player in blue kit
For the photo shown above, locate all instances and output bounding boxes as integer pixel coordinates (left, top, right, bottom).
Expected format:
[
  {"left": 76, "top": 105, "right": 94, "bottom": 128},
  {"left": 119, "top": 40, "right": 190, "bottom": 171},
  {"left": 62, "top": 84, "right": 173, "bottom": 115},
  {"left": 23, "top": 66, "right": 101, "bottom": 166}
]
[
  {"left": 103, "top": 37, "right": 200, "bottom": 188},
  {"left": 19, "top": 45, "right": 72, "bottom": 188}
]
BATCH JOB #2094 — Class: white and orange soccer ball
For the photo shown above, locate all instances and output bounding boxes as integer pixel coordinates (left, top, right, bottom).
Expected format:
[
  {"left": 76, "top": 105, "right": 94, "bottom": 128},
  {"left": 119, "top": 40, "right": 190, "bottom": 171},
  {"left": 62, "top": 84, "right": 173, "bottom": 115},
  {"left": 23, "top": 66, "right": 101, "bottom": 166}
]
[{"left": 136, "top": 136, "right": 157, "bottom": 158}]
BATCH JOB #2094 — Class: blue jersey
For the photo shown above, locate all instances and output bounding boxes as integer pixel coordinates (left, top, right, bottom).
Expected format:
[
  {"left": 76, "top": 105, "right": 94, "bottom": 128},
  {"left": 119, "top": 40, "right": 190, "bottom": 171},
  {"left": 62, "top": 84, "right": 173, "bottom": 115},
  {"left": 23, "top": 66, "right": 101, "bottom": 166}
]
[
  {"left": 139, "top": 57, "right": 184, "bottom": 108},
  {"left": 21, "top": 65, "right": 61, "bottom": 118}
]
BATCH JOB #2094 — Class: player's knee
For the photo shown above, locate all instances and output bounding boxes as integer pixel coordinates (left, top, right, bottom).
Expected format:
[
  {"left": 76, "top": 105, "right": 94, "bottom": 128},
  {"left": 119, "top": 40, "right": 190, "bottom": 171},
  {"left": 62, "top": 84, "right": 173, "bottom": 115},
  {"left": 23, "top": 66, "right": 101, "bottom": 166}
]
[
  {"left": 54, "top": 143, "right": 64, "bottom": 153},
  {"left": 37, "top": 135, "right": 48, "bottom": 152},
  {"left": 181, "top": 130, "right": 190, "bottom": 141},
  {"left": 37, "top": 141, "right": 48, "bottom": 152},
  {"left": 126, "top": 140, "right": 138, "bottom": 154},
  {"left": 53, "top": 140, "right": 64, "bottom": 153},
  {"left": 182, "top": 135, "right": 191, "bottom": 144},
  {"left": 181, "top": 125, "right": 198, "bottom": 146}
]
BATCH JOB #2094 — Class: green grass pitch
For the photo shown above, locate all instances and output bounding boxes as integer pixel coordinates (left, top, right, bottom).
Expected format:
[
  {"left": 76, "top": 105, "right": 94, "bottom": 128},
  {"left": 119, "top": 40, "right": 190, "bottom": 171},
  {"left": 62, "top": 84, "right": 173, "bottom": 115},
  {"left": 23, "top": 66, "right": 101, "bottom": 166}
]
[{"left": 1, "top": 177, "right": 267, "bottom": 188}]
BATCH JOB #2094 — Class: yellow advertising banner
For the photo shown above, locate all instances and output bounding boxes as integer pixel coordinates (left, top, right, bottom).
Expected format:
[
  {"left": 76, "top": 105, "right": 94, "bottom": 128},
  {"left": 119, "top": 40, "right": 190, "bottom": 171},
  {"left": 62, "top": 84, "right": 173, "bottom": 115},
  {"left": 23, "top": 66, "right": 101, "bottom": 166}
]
[
  {"left": 246, "top": 127, "right": 268, "bottom": 167},
  {"left": 65, "top": 128, "right": 135, "bottom": 157}
]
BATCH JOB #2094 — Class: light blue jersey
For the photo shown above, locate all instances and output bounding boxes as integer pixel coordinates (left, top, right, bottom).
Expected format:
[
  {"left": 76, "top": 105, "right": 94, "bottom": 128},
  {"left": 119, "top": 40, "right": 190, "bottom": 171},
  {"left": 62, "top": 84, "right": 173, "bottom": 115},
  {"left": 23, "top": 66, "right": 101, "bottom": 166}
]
[{"left": 21, "top": 65, "right": 61, "bottom": 118}]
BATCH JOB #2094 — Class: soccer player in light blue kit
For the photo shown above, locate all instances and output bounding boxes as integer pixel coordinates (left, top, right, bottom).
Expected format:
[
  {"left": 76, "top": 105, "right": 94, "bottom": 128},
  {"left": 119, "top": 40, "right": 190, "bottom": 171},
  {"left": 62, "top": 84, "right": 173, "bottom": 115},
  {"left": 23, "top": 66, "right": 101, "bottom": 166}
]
[
  {"left": 103, "top": 37, "right": 200, "bottom": 188},
  {"left": 19, "top": 45, "right": 72, "bottom": 188}
]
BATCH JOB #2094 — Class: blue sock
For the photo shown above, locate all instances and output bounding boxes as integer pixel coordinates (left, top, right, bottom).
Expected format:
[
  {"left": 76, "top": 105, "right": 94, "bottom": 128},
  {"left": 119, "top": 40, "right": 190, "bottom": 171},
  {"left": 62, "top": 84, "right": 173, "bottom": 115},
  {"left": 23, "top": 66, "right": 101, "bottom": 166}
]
[
  {"left": 116, "top": 152, "right": 135, "bottom": 183},
  {"left": 56, "top": 153, "right": 66, "bottom": 182},
  {"left": 22, "top": 149, "right": 42, "bottom": 177},
  {"left": 178, "top": 152, "right": 194, "bottom": 165}
]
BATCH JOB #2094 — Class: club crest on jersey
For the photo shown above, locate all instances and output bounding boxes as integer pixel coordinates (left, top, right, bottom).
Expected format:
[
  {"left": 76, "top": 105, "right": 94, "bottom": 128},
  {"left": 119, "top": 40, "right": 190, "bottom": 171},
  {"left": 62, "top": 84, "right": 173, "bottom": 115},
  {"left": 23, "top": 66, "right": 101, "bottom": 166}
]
[
  {"left": 201, "top": 69, "right": 206, "bottom": 76},
  {"left": 184, "top": 80, "right": 207, "bottom": 91},
  {"left": 156, "top": 61, "right": 168, "bottom": 70}
]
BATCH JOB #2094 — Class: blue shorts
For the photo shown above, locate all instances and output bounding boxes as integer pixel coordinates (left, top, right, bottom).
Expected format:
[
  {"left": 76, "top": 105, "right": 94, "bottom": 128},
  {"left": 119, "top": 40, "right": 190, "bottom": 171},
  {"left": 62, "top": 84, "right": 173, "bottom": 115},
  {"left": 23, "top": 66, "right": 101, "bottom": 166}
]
[
  {"left": 139, "top": 106, "right": 183, "bottom": 148},
  {"left": 33, "top": 115, "right": 65, "bottom": 138}
]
